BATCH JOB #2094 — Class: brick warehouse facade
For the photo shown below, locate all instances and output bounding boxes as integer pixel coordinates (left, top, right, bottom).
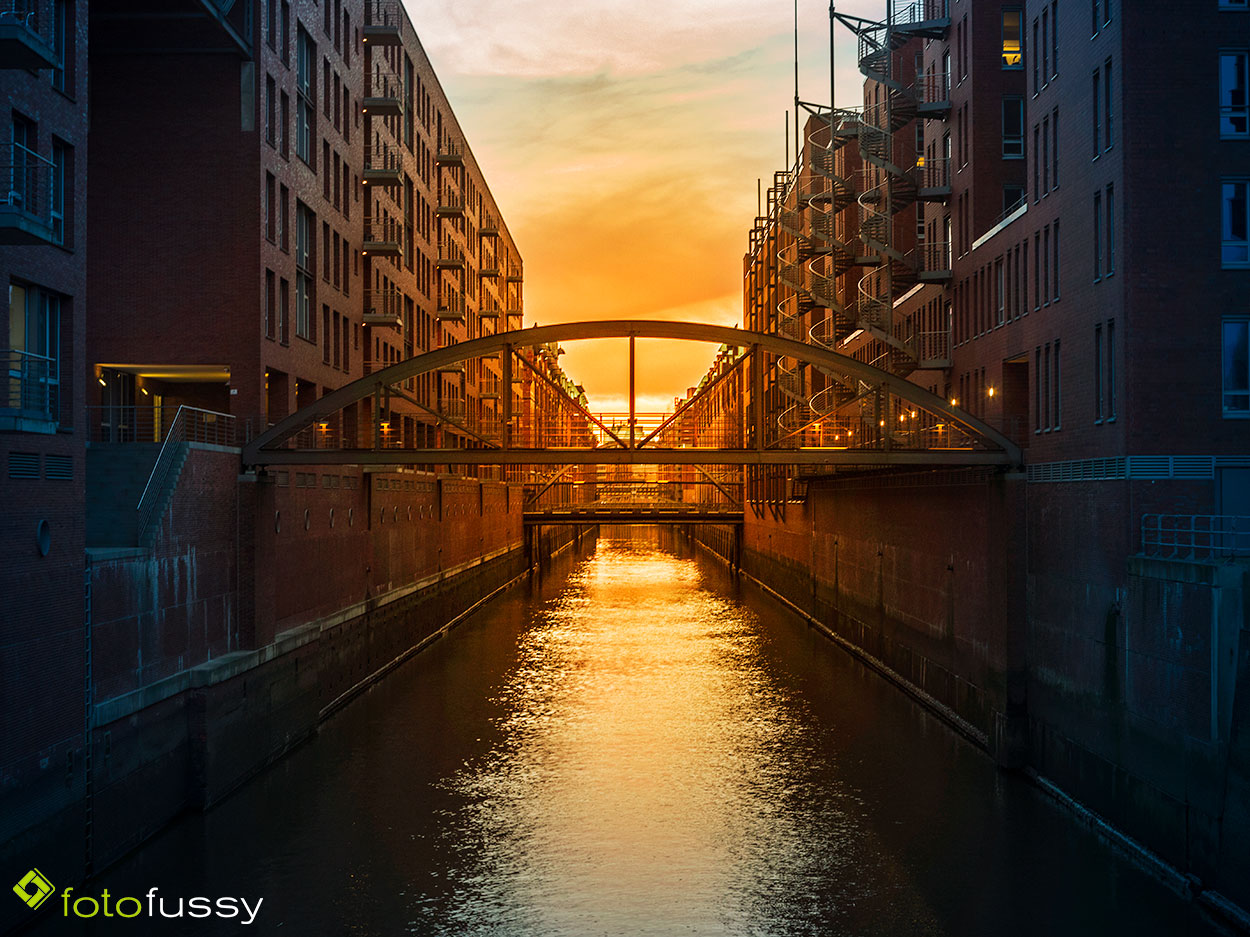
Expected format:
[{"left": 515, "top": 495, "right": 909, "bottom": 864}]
[
  {"left": 0, "top": 0, "right": 91, "bottom": 909},
  {"left": 691, "top": 0, "right": 1250, "bottom": 914},
  {"left": 0, "top": 3, "right": 599, "bottom": 929}
]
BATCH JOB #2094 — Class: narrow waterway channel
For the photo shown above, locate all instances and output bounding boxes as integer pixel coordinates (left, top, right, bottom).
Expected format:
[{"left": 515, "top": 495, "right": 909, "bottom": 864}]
[{"left": 38, "top": 534, "right": 1228, "bottom": 936}]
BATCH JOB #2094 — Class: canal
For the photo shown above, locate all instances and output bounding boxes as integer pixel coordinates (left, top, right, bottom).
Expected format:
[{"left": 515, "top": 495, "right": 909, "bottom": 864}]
[{"left": 38, "top": 534, "right": 1227, "bottom": 935}]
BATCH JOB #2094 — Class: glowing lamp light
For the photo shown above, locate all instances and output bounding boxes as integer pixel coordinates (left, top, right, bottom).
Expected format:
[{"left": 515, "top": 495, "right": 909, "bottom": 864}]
[
  {"left": 987, "top": 386, "right": 996, "bottom": 397},
  {"left": 950, "top": 397, "right": 958, "bottom": 406},
  {"left": 97, "top": 377, "right": 106, "bottom": 386}
]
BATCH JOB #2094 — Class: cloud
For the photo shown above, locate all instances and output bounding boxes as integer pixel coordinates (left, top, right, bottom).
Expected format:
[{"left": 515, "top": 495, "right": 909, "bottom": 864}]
[{"left": 404, "top": 0, "right": 890, "bottom": 408}]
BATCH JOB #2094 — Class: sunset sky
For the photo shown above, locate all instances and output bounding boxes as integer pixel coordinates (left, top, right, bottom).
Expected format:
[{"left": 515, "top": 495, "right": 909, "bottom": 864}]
[{"left": 405, "top": 0, "right": 880, "bottom": 412}]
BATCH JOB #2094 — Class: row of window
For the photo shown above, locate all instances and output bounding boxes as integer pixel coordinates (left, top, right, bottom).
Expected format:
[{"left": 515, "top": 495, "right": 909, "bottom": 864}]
[
  {"left": 263, "top": 0, "right": 353, "bottom": 70},
  {"left": 1028, "top": 3, "right": 1060, "bottom": 91}
]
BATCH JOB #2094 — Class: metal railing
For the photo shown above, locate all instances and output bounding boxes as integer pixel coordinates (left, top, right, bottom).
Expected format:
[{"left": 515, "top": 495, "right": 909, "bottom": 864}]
[
  {"left": 1, "top": 146, "right": 56, "bottom": 232},
  {"left": 136, "top": 406, "right": 236, "bottom": 538},
  {"left": 2, "top": 348, "right": 57, "bottom": 418},
  {"left": 364, "top": 0, "right": 401, "bottom": 28},
  {"left": 1, "top": 0, "right": 46, "bottom": 30},
  {"left": 363, "top": 145, "right": 402, "bottom": 175},
  {"left": 366, "top": 67, "right": 401, "bottom": 102},
  {"left": 363, "top": 287, "right": 403, "bottom": 320},
  {"left": 1142, "top": 515, "right": 1250, "bottom": 561},
  {"left": 363, "top": 217, "right": 402, "bottom": 245},
  {"left": 436, "top": 138, "right": 462, "bottom": 162}
]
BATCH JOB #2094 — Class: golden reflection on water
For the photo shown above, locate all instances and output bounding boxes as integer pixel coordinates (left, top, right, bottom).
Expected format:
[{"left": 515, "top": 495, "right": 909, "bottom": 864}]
[{"left": 432, "top": 540, "right": 938, "bottom": 936}]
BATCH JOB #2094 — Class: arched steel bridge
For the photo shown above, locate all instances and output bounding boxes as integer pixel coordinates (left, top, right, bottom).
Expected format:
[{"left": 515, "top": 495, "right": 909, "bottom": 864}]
[{"left": 242, "top": 320, "right": 1021, "bottom": 469}]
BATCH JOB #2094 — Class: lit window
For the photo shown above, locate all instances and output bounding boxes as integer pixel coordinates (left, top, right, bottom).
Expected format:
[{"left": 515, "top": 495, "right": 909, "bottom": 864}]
[
  {"left": 1222, "top": 52, "right": 1249, "bottom": 137},
  {"left": 1225, "top": 319, "right": 1250, "bottom": 414},
  {"left": 1223, "top": 180, "right": 1250, "bottom": 266},
  {"left": 1002, "top": 10, "right": 1023, "bottom": 68}
]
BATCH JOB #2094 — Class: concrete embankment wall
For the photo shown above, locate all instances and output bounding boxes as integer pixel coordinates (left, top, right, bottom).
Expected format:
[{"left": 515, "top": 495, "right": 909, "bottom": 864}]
[
  {"left": 0, "top": 448, "right": 573, "bottom": 933},
  {"left": 694, "top": 470, "right": 1250, "bottom": 917}
]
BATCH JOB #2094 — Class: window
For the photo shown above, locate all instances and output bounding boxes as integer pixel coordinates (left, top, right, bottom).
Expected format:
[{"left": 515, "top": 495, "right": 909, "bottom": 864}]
[
  {"left": 1042, "top": 116, "right": 1050, "bottom": 192},
  {"left": 996, "top": 259, "right": 1006, "bottom": 325},
  {"left": 1106, "top": 320, "right": 1116, "bottom": 419},
  {"left": 5, "top": 283, "right": 61, "bottom": 423},
  {"left": 1104, "top": 185, "right": 1115, "bottom": 275},
  {"left": 1051, "top": 1, "right": 1059, "bottom": 76},
  {"left": 1104, "top": 59, "right": 1114, "bottom": 149},
  {"left": 52, "top": 0, "right": 73, "bottom": 95},
  {"left": 1224, "top": 181, "right": 1249, "bottom": 265},
  {"left": 1092, "top": 69, "right": 1101, "bottom": 155},
  {"left": 1094, "top": 324, "right": 1103, "bottom": 420},
  {"left": 1041, "top": 8, "right": 1049, "bottom": 80},
  {"left": 296, "top": 27, "right": 315, "bottom": 167},
  {"left": 50, "top": 141, "right": 66, "bottom": 246},
  {"left": 265, "top": 269, "right": 276, "bottom": 340},
  {"left": 1053, "top": 340, "right": 1062, "bottom": 429},
  {"left": 1002, "top": 10, "right": 1022, "bottom": 68},
  {"left": 279, "top": 184, "right": 289, "bottom": 250},
  {"left": 265, "top": 74, "right": 276, "bottom": 146},
  {"left": 281, "top": 0, "right": 290, "bottom": 64},
  {"left": 1052, "top": 221, "right": 1061, "bottom": 300},
  {"left": 1033, "top": 124, "right": 1040, "bottom": 197},
  {"left": 1222, "top": 0, "right": 1250, "bottom": 8},
  {"left": 1042, "top": 225, "right": 1051, "bottom": 304},
  {"left": 1004, "top": 185, "right": 1025, "bottom": 214},
  {"left": 1003, "top": 97, "right": 1024, "bottom": 157},
  {"left": 279, "top": 278, "right": 290, "bottom": 344},
  {"left": 1052, "top": 108, "right": 1060, "bottom": 186},
  {"left": 265, "top": 172, "right": 276, "bottom": 242},
  {"left": 1224, "top": 319, "right": 1250, "bottom": 414},
  {"left": 295, "top": 202, "right": 315, "bottom": 340},
  {"left": 265, "top": 0, "right": 276, "bottom": 50},
  {"left": 1034, "top": 233, "right": 1042, "bottom": 308},
  {"left": 1222, "top": 52, "right": 1249, "bottom": 137},
  {"left": 280, "top": 91, "right": 290, "bottom": 157},
  {"left": 1032, "top": 19, "right": 1040, "bottom": 92},
  {"left": 1094, "top": 190, "right": 1103, "bottom": 276},
  {"left": 1035, "top": 340, "right": 1061, "bottom": 431}
]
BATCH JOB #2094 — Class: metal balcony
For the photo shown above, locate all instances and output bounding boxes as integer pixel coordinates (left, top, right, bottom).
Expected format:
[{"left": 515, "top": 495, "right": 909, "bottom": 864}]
[
  {"left": 1, "top": 348, "right": 58, "bottom": 426},
  {"left": 478, "top": 305, "right": 501, "bottom": 320},
  {"left": 364, "top": 69, "right": 402, "bottom": 117},
  {"left": 436, "top": 296, "right": 465, "bottom": 321},
  {"left": 506, "top": 268, "right": 523, "bottom": 283},
  {"left": 363, "top": 146, "right": 402, "bottom": 186},
  {"left": 436, "top": 240, "right": 464, "bottom": 269},
  {"left": 362, "top": 0, "right": 402, "bottom": 45},
  {"left": 909, "top": 239, "right": 952, "bottom": 282},
  {"left": 479, "top": 213, "right": 499, "bottom": 237},
  {"left": 437, "top": 190, "right": 464, "bottom": 216},
  {"left": 362, "top": 288, "right": 403, "bottom": 328},
  {"left": 914, "top": 156, "right": 952, "bottom": 200},
  {"left": 0, "top": 148, "right": 56, "bottom": 245},
  {"left": 362, "top": 218, "right": 402, "bottom": 257},
  {"left": 0, "top": 2, "right": 57, "bottom": 69},
  {"left": 479, "top": 260, "right": 500, "bottom": 278},
  {"left": 436, "top": 138, "right": 463, "bottom": 166}
]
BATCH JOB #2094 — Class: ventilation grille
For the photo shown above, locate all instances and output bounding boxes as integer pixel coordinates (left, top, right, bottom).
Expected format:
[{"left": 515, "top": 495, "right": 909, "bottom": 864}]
[
  {"left": 44, "top": 454, "right": 72, "bottom": 480},
  {"left": 1029, "top": 455, "right": 1226, "bottom": 483},
  {"left": 8, "top": 452, "right": 39, "bottom": 479}
]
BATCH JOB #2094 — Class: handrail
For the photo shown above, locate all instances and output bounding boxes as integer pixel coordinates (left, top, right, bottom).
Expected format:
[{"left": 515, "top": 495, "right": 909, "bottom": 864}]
[
  {"left": 136, "top": 406, "right": 235, "bottom": 539},
  {"left": 1141, "top": 514, "right": 1250, "bottom": 561}
]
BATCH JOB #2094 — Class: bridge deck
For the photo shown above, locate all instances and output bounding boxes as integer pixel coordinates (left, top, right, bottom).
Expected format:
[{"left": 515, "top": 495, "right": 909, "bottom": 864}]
[{"left": 523, "top": 504, "right": 744, "bottom": 526}]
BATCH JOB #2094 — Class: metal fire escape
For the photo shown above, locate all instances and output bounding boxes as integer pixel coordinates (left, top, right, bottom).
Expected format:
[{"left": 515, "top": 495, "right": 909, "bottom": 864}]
[{"left": 770, "top": 1, "right": 951, "bottom": 442}]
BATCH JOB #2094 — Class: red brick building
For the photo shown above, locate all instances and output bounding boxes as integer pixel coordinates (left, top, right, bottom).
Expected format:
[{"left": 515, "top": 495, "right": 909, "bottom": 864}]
[
  {"left": 0, "top": 0, "right": 90, "bottom": 907},
  {"left": 730, "top": 0, "right": 1250, "bottom": 908}
]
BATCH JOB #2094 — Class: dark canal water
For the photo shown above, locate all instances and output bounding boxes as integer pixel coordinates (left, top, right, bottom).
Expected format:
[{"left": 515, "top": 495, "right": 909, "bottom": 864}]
[{"left": 34, "top": 535, "right": 1228, "bottom": 936}]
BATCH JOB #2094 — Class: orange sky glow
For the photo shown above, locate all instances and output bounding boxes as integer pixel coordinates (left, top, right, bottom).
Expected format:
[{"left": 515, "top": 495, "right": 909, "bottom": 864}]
[{"left": 405, "top": 1, "right": 879, "bottom": 412}]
